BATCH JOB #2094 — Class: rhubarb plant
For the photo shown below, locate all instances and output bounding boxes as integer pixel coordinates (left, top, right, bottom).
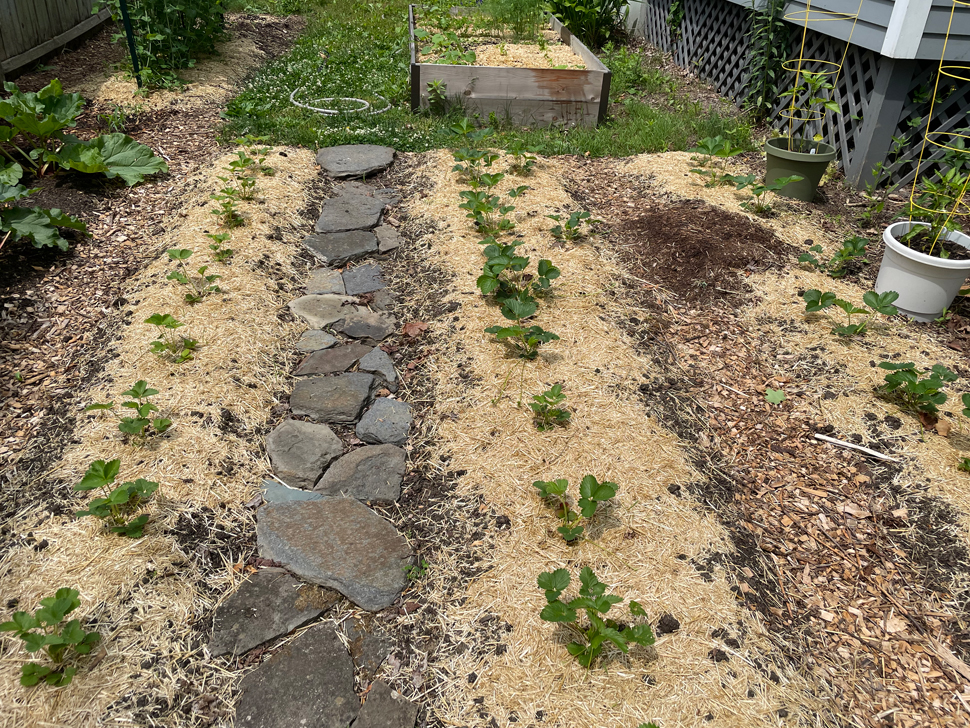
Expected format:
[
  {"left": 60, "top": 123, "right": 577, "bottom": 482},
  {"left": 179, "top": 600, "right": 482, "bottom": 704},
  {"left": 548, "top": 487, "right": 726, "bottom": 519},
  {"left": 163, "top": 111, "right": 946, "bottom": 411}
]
[
  {"left": 802, "top": 289, "right": 899, "bottom": 337},
  {"left": 537, "top": 567, "right": 655, "bottom": 668},
  {"left": 1, "top": 160, "right": 88, "bottom": 251},
  {"left": 85, "top": 380, "right": 172, "bottom": 444},
  {"left": 533, "top": 475, "right": 617, "bottom": 543},
  {"left": 167, "top": 248, "right": 222, "bottom": 303},
  {"left": 73, "top": 459, "right": 159, "bottom": 538}
]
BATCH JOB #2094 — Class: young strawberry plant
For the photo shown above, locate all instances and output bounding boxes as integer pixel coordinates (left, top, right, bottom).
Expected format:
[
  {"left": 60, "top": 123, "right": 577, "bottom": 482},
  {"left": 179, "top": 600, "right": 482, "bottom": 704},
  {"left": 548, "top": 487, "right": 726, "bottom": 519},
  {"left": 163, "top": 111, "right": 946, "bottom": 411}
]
[
  {"left": 459, "top": 189, "right": 518, "bottom": 235},
  {"left": 505, "top": 139, "right": 538, "bottom": 176},
  {"left": 878, "top": 362, "right": 957, "bottom": 417},
  {"left": 799, "top": 236, "right": 868, "bottom": 278},
  {"left": 73, "top": 459, "right": 159, "bottom": 538},
  {"left": 802, "top": 289, "right": 899, "bottom": 337},
  {"left": 537, "top": 566, "right": 655, "bottom": 668},
  {"left": 688, "top": 135, "right": 742, "bottom": 187},
  {"left": 485, "top": 323, "right": 559, "bottom": 360},
  {"left": 530, "top": 383, "right": 571, "bottom": 431},
  {"left": 206, "top": 232, "right": 234, "bottom": 263},
  {"left": 167, "top": 248, "right": 222, "bottom": 303},
  {"left": 547, "top": 210, "right": 600, "bottom": 241},
  {"left": 210, "top": 186, "right": 244, "bottom": 228},
  {"left": 729, "top": 173, "right": 803, "bottom": 214},
  {"left": 533, "top": 475, "right": 617, "bottom": 542},
  {"left": 145, "top": 313, "right": 198, "bottom": 363},
  {"left": 452, "top": 148, "right": 500, "bottom": 183},
  {"left": 477, "top": 239, "right": 560, "bottom": 304},
  {"left": 85, "top": 380, "right": 172, "bottom": 444},
  {"left": 233, "top": 135, "right": 275, "bottom": 176},
  {"left": 0, "top": 588, "right": 101, "bottom": 687}
]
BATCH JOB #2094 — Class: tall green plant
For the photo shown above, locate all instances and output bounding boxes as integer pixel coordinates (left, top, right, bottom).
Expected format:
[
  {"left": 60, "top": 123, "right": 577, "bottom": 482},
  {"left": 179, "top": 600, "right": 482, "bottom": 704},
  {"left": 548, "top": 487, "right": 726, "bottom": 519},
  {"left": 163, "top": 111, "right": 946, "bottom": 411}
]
[
  {"left": 744, "top": 0, "right": 790, "bottom": 122},
  {"left": 546, "top": 0, "right": 628, "bottom": 49}
]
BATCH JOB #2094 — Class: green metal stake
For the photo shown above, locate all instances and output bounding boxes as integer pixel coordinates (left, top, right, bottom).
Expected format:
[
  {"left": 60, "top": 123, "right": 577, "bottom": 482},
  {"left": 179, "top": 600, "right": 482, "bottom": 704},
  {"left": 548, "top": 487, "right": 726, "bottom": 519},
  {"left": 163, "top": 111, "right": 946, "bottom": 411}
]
[{"left": 117, "top": 0, "right": 142, "bottom": 88}]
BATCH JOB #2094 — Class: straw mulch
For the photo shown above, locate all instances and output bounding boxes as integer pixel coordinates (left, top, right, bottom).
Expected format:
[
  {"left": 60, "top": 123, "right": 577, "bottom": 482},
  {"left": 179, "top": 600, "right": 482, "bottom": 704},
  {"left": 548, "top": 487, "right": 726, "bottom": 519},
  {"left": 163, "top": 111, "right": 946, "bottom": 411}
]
[
  {"left": 0, "top": 148, "right": 314, "bottom": 727},
  {"left": 399, "top": 150, "right": 821, "bottom": 727}
]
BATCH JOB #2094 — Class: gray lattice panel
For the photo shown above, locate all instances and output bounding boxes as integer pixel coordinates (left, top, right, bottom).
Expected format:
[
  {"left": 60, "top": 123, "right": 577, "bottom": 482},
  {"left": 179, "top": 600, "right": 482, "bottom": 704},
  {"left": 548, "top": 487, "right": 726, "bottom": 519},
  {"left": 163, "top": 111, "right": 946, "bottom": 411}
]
[
  {"left": 640, "top": 0, "right": 673, "bottom": 52},
  {"left": 672, "top": 0, "right": 751, "bottom": 99}
]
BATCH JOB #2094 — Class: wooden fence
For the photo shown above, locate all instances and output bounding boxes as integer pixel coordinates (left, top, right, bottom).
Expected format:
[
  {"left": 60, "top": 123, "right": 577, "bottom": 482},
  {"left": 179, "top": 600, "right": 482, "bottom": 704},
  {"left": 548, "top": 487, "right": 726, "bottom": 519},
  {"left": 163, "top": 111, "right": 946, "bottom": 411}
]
[{"left": 0, "top": 0, "right": 111, "bottom": 83}]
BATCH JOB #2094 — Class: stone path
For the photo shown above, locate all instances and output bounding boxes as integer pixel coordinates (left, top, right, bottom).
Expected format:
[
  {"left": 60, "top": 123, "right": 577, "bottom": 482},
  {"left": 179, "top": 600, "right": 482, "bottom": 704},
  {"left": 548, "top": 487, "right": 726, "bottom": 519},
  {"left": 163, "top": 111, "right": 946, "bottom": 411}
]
[{"left": 211, "top": 144, "right": 418, "bottom": 727}]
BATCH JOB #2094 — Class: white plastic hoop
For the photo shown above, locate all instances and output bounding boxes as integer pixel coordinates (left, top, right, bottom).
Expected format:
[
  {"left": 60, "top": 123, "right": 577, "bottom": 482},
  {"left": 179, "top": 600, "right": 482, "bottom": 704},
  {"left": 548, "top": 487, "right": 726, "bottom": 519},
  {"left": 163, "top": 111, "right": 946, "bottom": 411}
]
[{"left": 289, "top": 86, "right": 391, "bottom": 116}]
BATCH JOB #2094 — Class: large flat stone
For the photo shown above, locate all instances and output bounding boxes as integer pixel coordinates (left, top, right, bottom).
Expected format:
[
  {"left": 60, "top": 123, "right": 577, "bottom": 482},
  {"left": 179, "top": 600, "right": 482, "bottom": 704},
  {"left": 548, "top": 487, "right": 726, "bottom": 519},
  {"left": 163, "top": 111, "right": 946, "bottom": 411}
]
[
  {"left": 343, "top": 619, "right": 393, "bottom": 681},
  {"left": 374, "top": 225, "right": 402, "bottom": 253},
  {"left": 342, "top": 263, "right": 386, "bottom": 296},
  {"left": 370, "top": 289, "right": 399, "bottom": 312},
  {"left": 208, "top": 568, "right": 326, "bottom": 658},
  {"left": 235, "top": 624, "right": 358, "bottom": 728},
  {"left": 305, "top": 268, "right": 345, "bottom": 295},
  {"left": 267, "top": 419, "right": 343, "bottom": 489},
  {"left": 288, "top": 295, "right": 358, "bottom": 329},
  {"left": 290, "top": 373, "right": 376, "bottom": 424},
  {"left": 315, "top": 445, "right": 405, "bottom": 502},
  {"left": 317, "top": 145, "right": 395, "bottom": 179},
  {"left": 261, "top": 479, "right": 324, "bottom": 504},
  {"left": 295, "top": 330, "right": 338, "bottom": 353},
  {"left": 315, "top": 194, "right": 385, "bottom": 234},
  {"left": 355, "top": 680, "right": 419, "bottom": 728},
  {"left": 295, "top": 343, "right": 372, "bottom": 377},
  {"left": 257, "top": 499, "right": 412, "bottom": 611},
  {"left": 358, "top": 347, "right": 398, "bottom": 392},
  {"left": 334, "top": 311, "right": 397, "bottom": 343},
  {"left": 303, "top": 231, "right": 379, "bottom": 267},
  {"left": 356, "top": 399, "right": 412, "bottom": 446},
  {"left": 334, "top": 181, "right": 401, "bottom": 206}
]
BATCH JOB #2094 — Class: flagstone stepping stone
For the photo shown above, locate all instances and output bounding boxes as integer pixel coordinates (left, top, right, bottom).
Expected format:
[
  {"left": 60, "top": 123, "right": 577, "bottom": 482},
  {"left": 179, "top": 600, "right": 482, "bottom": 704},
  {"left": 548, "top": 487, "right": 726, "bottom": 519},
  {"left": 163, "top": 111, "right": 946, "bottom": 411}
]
[
  {"left": 343, "top": 263, "right": 386, "bottom": 296},
  {"left": 343, "top": 618, "right": 393, "bottom": 680},
  {"left": 305, "top": 268, "right": 345, "bottom": 295},
  {"left": 315, "top": 193, "right": 385, "bottom": 234},
  {"left": 356, "top": 399, "right": 412, "bottom": 446},
  {"left": 374, "top": 225, "right": 402, "bottom": 253},
  {"left": 295, "top": 330, "right": 338, "bottom": 353},
  {"left": 289, "top": 294, "right": 358, "bottom": 329},
  {"left": 317, "top": 144, "right": 395, "bottom": 179},
  {"left": 260, "top": 479, "right": 324, "bottom": 504},
  {"left": 314, "top": 445, "right": 405, "bottom": 501},
  {"left": 235, "top": 624, "right": 358, "bottom": 728},
  {"left": 208, "top": 568, "right": 327, "bottom": 658},
  {"left": 267, "top": 419, "right": 344, "bottom": 489},
  {"left": 304, "top": 230, "right": 379, "bottom": 266},
  {"left": 370, "top": 289, "right": 398, "bottom": 312},
  {"left": 334, "top": 311, "right": 397, "bottom": 343},
  {"left": 257, "top": 498, "right": 412, "bottom": 611},
  {"left": 358, "top": 347, "right": 398, "bottom": 392},
  {"left": 290, "top": 373, "right": 376, "bottom": 424},
  {"left": 354, "top": 681, "right": 419, "bottom": 728},
  {"left": 334, "top": 181, "right": 401, "bottom": 206},
  {"left": 295, "top": 343, "right": 372, "bottom": 377}
]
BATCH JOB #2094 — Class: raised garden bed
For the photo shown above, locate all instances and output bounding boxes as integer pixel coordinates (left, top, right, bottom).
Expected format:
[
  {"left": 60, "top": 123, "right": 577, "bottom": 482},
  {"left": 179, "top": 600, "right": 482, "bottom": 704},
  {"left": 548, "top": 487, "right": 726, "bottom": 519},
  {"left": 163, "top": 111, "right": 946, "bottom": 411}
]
[{"left": 408, "top": 5, "right": 611, "bottom": 127}]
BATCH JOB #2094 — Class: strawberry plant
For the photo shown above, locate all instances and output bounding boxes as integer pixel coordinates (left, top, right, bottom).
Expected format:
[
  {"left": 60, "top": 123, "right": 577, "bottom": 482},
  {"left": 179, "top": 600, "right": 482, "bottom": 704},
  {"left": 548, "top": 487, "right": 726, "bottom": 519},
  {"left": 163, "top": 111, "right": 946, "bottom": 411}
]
[
  {"left": 0, "top": 588, "right": 101, "bottom": 687},
  {"left": 485, "top": 324, "right": 559, "bottom": 360},
  {"left": 689, "top": 135, "right": 742, "bottom": 187},
  {"left": 547, "top": 210, "right": 600, "bottom": 241},
  {"left": 878, "top": 362, "right": 957, "bottom": 416},
  {"left": 729, "top": 173, "right": 802, "bottom": 214},
  {"left": 167, "top": 248, "right": 222, "bottom": 303},
  {"left": 958, "top": 457, "right": 970, "bottom": 473},
  {"left": 452, "top": 148, "right": 500, "bottom": 182},
  {"left": 210, "top": 185, "right": 243, "bottom": 228},
  {"left": 206, "top": 232, "right": 234, "bottom": 263},
  {"left": 533, "top": 475, "right": 617, "bottom": 542},
  {"left": 530, "top": 384, "right": 571, "bottom": 431},
  {"left": 799, "top": 236, "right": 868, "bottom": 278},
  {"left": 537, "top": 567, "right": 655, "bottom": 668},
  {"left": 459, "top": 189, "right": 518, "bottom": 235},
  {"left": 145, "top": 313, "right": 198, "bottom": 362},
  {"left": 233, "top": 135, "right": 274, "bottom": 176},
  {"left": 505, "top": 139, "right": 538, "bottom": 176},
  {"left": 85, "top": 380, "right": 172, "bottom": 444},
  {"left": 477, "top": 239, "right": 560, "bottom": 304},
  {"left": 73, "top": 459, "right": 158, "bottom": 538},
  {"left": 802, "top": 289, "right": 899, "bottom": 337}
]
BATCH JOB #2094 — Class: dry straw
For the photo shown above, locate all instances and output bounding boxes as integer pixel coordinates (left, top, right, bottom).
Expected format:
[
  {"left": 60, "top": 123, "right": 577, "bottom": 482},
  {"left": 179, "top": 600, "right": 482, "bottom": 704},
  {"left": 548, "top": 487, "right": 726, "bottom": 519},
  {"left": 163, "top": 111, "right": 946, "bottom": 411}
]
[
  {"left": 0, "top": 147, "right": 314, "bottom": 727},
  {"left": 403, "top": 150, "right": 821, "bottom": 727}
]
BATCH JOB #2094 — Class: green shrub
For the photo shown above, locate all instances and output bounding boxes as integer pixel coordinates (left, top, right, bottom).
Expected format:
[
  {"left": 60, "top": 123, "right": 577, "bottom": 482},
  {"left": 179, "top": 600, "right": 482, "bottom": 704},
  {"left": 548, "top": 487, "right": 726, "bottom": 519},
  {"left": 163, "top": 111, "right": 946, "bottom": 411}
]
[{"left": 546, "top": 0, "right": 628, "bottom": 49}]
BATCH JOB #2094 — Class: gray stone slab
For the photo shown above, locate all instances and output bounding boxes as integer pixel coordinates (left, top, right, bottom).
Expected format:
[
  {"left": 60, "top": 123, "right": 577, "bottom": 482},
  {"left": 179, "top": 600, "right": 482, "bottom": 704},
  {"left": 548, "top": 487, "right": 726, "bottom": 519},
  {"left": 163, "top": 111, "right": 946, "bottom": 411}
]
[
  {"left": 374, "top": 225, "right": 402, "bottom": 253},
  {"left": 289, "top": 295, "right": 358, "bottom": 329},
  {"left": 235, "top": 624, "right": 358, "bottom": 728},
  {"left": 342, "top": 263, "right": 386, "bottom": 296},
  {"left": 334, "top": 311, "right": 397, "bottom": 343},
  {"left": 295, "top": 330, "right": 338, "bottom": 353},
  {"left": 354, "top": 681, "right": 419, "bottom": 728},
  {"left": 315, "top": 194, "right": 385, "bottom": 234},
  {"left": 305, "top": 268, "right": 345, "bottom": 295},
  {"left": 208, "top": 568, "right": 325, "bottom": 658},
  {"left": 370, "top": 289, "right": 399, "bottom": 312},
  {"left": 267, "top": 419, "right": 344, "bottom": 489},
  {"left": 317, "top": 145, "right": 395, "bottom": 179},
  {"left": 334, "top": 181, "right": 401, "bottom": 206},
  {"left": 304, "top": 231, "right": 379, "bottom": 267},
  {"left": 290, "top": 373, "right": 376, "bottom": 424},
  {"left": 261, "top": 479, "right": 324, "bottom": 504},
  {"left": 356, "top": 399, "right": 412, "bottom": 446},
  {"left": 315, "top": 445, "right": 405, "bottom": 502},
  {"left": 257, "top": 499, "right": 412, "bottom": 611},
  {"left": 295, "top": 343, "right": 372, "bottom": 377},
  {"left": 357, "top": 348, "right": 398, "bottom": 392},
  {"left": 343, "top": 619, "right": 393, "bottom": 681}
]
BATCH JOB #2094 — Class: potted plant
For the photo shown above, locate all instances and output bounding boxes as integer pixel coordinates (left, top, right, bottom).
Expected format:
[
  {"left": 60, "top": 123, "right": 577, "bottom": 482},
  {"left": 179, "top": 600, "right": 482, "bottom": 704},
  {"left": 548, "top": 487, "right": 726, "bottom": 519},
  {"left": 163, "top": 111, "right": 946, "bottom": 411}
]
[
  {"left": 874, "top": 159, "right": 970, "bottom": 322},
  {"left": 765, "top": 71, "right": 839, "bottom": 202}
]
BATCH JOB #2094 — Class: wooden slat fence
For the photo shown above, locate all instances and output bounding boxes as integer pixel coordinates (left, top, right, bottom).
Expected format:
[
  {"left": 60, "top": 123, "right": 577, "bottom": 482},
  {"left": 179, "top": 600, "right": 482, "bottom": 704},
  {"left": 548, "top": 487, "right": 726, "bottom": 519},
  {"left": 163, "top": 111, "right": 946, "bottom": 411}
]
[{"left": 0, "top": 0, "right": 111, "bottom": 83}]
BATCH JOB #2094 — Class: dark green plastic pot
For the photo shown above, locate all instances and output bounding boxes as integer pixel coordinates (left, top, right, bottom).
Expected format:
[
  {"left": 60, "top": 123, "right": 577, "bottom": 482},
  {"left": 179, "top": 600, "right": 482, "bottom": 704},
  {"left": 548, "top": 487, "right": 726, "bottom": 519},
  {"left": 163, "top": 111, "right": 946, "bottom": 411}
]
[{"left": 764, "top": 137, "right": 837, "bottom": 202}]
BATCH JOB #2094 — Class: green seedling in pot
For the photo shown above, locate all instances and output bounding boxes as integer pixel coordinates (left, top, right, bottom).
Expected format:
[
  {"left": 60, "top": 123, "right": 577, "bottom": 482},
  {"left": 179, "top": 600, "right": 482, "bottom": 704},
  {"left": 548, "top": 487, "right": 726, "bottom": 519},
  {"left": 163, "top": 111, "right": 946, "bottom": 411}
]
[
  {"left": 85, "top": 379, "right": 172, "bottom": 444},
  {"left": 145, "top": 313, "right": 198, "bottom": 363},
  {"left": 0, "top": 588, "right": 101, "bottom": 687},
  {"left": 799, "top": 236, "right": 868, "bottom": 278},
  {"left": 73, "top": 458, "right": 159, "bottom": 538},
  {"left": 802, "top": 289, "right": 898, "bottom": 337},
  {"left": 530, "top": 383, "right": 571, "bottom": 431}
]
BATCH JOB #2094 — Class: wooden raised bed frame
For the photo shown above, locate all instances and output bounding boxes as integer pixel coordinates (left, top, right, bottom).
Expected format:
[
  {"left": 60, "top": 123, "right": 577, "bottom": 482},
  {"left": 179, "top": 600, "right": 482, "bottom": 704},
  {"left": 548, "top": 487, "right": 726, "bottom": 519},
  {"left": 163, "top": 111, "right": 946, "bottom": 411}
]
[{"left": 408, "top": 5, "right": 611, "bottom": 127}]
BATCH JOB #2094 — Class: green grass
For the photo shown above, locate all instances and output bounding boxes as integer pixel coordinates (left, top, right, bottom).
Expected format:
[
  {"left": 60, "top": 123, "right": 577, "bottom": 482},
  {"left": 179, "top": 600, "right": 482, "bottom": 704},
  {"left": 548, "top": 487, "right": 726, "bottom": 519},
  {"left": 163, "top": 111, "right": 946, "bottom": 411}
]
[{"left": 219, "top": 0, "right": 754, "bottom": 156}]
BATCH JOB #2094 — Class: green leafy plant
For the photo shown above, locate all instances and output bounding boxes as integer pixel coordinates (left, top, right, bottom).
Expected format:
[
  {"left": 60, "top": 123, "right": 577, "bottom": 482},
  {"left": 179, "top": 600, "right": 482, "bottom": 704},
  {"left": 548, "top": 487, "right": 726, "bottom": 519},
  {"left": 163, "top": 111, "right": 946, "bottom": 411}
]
[
  {"left": 232, "top": 134, "right": 274, "bottom": 175},
  {"left": 798, "top": 236, "right": 868, "bottom": 278},
  {"left": 414, "top": 29, "right": 476, "bottom": 64},
  {"left": 210, "top": 183, "right": 244, "bottom": 228},
  {"left": 533, "top": 475, "right": 617, "bottom": 542},
  {"left": 0, "top": 588, "right": 101, "bottom": 687},
  {"left": 166, "top": 248, "right": 222, "bottom": 303},
  {"left": 729, "top": 173, "right": 803, "bottom": 214},
  {"left": 85, "top": 380, "right": 172, "bottom": 443},
  {"left": 547, "top": 210, "right": 600, "bottom": 241},
  {"left": 744, "top": 0, "right": 790, "bottom": 122},
  {"left": 688, "top": 135, "right": 742, "bottom": 187},
  {"left": 546, "top": 0, "right": 629, "bottom": 49},
  {"left": 1, "top": 161, "right": 88, "bottom": 251},
  {"left": 783, "top": 71, "right": 840, "bottom": 146},
  {"left": 530, "top": 383, "right": 571, "bottom": 431},
  {"left": 802, "top": 289, "right": 899, "bottom": 337},
  {"left": 477, "top": 239, "right": 560, "bottom": 304},
  {"left": 484, "top": 0, "right": 543, "bottom": 39},
  {"left": 485, "top": 323, "right": 559, "bottom": 360},
  {"left": 459, "top": 188, "right": 519, "bottom": 235},
  {"left": 958, "top": 457, "right": 970, "bottom": 473},
  {"left": 73, "top": 459, "right": 159, "bottom": 537},
  {"left": 205, "top": 232, "right": 234, "bottom": 262},
  {"left": 427, "top": 79, "right": 449, "bottom": 115},
  {"left": 898, "top": 144, "right": 970, "bottom": 257},
  {"left": 505, "top": 139, "right": 538, "bottom": 175},
  {"left": 537, "top": 566, "right": 654, "bottom": 667},
  {"left": 145, "top": 313, "right": 198, "bottom": 362},
  {"left": 878, "top": 362, "right": 957, "bottom": 417}
]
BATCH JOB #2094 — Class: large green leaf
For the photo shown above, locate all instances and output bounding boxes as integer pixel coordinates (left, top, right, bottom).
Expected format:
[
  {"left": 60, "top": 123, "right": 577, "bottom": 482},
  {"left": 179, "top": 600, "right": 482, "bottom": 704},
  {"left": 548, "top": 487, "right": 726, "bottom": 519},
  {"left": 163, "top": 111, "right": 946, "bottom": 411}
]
[
  {"left": 0, "top": 207, "right": 87, "bottom": 250},
  {"left": 0, "top": 80, "right": 84, "bottom": 142},
  {"left": 57, "top": 133, "right": 168, "bottom": 185},
  {"left": 0, "top": 161, "right": 23, "bottom": 186}
]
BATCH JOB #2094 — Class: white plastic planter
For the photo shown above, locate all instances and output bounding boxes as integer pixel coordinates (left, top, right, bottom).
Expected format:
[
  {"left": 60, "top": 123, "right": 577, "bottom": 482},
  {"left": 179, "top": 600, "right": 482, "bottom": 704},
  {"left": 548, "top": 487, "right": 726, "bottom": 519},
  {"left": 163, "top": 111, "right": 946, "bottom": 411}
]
[{"left": 875, "top": 221, "right": 970, "bottom": 322}]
